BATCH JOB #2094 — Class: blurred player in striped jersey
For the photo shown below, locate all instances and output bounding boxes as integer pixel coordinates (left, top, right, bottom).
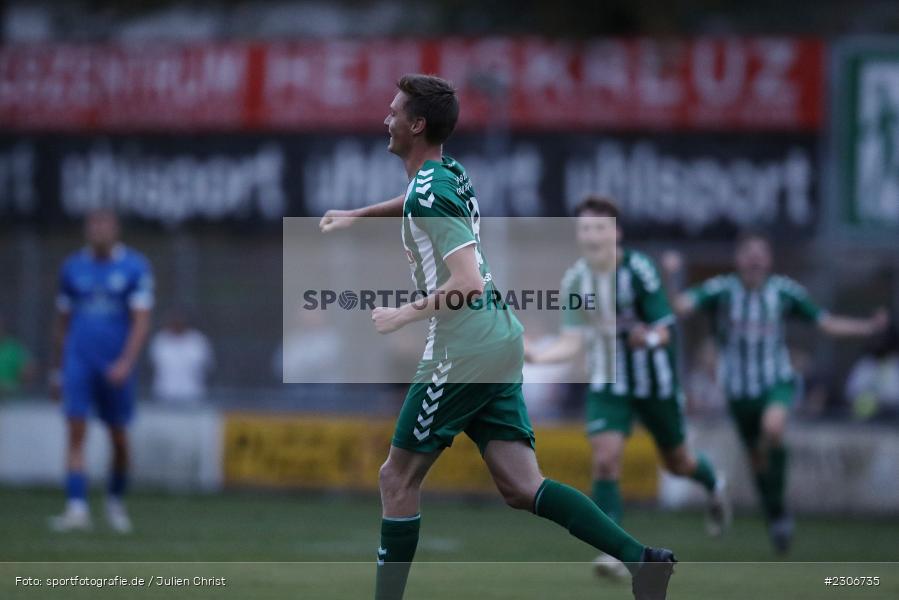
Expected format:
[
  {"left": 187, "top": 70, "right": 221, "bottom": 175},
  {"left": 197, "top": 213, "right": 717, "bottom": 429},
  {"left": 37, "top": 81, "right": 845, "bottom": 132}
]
[
  {"left": 663, "top": 231, "right": 888, "bottom": 553},
  {"left": 526, "top": 197, "right": 730, "bottom": 580},
  {"left": 48, "top": 210, "right": 154, "bottom": 533}
]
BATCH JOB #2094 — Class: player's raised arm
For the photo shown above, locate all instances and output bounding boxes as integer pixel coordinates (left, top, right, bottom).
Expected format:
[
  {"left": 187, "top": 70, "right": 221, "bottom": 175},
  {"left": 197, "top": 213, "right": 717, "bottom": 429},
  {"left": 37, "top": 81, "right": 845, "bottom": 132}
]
[
  {"left": 818, "top": 308, "right": 889, "bottom": 338},
  {"left": 319, "top": 194, "right": 405, "bottom": 232},
  {"left": 777, "top": 275, "right": 889, "bottom": 339},
  {"left": 371, "top": 243, "right": 484, "bottom": 334}
]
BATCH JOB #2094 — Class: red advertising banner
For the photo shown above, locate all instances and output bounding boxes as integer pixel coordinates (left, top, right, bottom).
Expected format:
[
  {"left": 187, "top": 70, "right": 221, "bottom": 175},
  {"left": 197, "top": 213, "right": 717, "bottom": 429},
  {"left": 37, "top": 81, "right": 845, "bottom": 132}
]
[{"left": 0, "top": 38, "right": 823, "bottom": 132}]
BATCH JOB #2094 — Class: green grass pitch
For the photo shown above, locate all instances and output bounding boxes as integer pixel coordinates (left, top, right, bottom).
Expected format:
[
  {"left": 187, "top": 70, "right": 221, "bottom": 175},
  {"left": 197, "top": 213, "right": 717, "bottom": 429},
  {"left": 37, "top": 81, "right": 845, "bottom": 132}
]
[{"left": 1, "top": 487, "right": 897, "bottom": 599}]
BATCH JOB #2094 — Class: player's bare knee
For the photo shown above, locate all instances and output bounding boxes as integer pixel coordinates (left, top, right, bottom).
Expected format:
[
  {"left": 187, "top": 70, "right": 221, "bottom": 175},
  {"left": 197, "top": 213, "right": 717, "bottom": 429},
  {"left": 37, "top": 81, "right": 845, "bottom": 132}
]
[
  {"left": 498, "top": 481, "right": 536, "bottom": 511},
  {"left": 592, "top": 453, "right": 621, "bottom": 479},
  {"left": 762, "top": 407, "right": 787, "bottom": 443},
  {"left": 379, "top": 460, "right": 417, "bottom": 496},
  {"left": 378, "top": 460, "right": 399, "bottom": 492}
]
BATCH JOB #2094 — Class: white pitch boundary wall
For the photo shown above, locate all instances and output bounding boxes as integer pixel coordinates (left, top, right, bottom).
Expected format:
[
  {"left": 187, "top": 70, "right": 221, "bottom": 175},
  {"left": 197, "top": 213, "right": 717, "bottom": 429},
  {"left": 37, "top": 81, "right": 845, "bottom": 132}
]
[
  {"left": 0, "top": 401, "right": 222, "bottom": 491},
  {"left": 660, "top": 419, "right": 899, "bottom": 515},
  {"left": 1, "top": 401, "right": 897, "bottom": 514}
]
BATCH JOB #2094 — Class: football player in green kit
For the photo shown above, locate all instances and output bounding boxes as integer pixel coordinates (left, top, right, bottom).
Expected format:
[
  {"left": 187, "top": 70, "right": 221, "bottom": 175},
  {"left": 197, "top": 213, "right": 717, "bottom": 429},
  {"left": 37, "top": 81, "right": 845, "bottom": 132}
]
[
  {"left": 320, "top": 74, "right": 676, "bottom": 600},
  {"left": 663, "top": 232, "right": 888, "bottom": 553},
  {"left": 526, "top": 197, "right": 730, "bottom": 579}
]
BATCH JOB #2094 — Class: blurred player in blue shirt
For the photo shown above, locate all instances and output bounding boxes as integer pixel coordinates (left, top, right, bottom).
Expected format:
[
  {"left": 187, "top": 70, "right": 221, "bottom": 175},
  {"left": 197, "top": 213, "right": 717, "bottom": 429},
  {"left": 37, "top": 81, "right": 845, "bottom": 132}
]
[{"left": 48, "top": 210, "right": 153, "bottom": 533}]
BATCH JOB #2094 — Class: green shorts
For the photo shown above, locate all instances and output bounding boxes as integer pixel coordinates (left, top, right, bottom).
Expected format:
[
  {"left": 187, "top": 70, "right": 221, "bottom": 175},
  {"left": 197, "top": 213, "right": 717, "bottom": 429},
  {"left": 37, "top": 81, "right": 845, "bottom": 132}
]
[
  {"left": 728, "top": 381, "right": 796, "bottom": 449},
  {"left": 585, "top": 388, "right": 686, "bottom": 450},
  {"left": 392, "top": 338, "right": 535, "bottom": 455}
]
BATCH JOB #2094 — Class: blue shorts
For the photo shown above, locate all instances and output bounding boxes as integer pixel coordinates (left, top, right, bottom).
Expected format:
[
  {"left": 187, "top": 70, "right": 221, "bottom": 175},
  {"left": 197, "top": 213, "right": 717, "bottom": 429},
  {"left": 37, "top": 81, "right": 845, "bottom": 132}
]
[{"left": 63, "top": 357, "right": 135, "bottom": 426}]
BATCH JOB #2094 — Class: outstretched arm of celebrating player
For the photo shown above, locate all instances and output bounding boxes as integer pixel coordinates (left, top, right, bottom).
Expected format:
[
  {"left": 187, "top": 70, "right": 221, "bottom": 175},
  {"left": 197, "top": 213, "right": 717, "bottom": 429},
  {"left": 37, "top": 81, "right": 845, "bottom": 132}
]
[
  {"left": 523, "top": 329, "right": 585, "bottom": 364},
  {"left": 371, "top": 244, "right": 485, "bottom": 334},
  {"left": 319, "top": 194, "right": 405, "bottom": 232},
  {"left": 818, "top": 308, "right": 889, "bottom": 338}
]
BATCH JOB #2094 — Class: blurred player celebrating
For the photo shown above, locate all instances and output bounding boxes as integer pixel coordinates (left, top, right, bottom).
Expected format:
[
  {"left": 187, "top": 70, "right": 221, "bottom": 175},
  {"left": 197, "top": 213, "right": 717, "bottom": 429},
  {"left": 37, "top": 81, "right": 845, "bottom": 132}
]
[
  {"left": 321, "top": 74, "right": 676, "bottom": 600},
  {"left": 49, "top": 210, "right": 154, "bottom": 533},
  {"left": 663, "top": 232, "right": 888, "bottom": 553},
  {"left": 526, "top": 197, "right": 730, "bottom": 579}
]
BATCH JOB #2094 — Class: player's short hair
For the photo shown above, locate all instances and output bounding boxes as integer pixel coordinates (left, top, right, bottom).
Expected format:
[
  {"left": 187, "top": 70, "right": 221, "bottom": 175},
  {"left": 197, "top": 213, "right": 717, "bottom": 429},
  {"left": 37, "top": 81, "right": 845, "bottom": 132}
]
[
  {"left": 735, "top": 228, "right": 771, "bottom": 249},
  {"left": 397, "top": 74, "right": 459, "bottom": 145},
  {"left": 574, "top": 196, "right": 619, "bottom": 218}
]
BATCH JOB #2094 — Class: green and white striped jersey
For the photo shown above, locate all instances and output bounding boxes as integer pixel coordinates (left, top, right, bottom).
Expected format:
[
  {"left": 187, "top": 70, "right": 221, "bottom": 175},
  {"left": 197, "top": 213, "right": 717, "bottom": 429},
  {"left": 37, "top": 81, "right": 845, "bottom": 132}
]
[
  {"left": 687, "top": 273, "right": 824, "bottom": 400},
  {"left": 562, "top": 249, "right": 678, "bottom": 399},
  {"left": 401, "top": 155, "right": 523, "bottom": 361}
]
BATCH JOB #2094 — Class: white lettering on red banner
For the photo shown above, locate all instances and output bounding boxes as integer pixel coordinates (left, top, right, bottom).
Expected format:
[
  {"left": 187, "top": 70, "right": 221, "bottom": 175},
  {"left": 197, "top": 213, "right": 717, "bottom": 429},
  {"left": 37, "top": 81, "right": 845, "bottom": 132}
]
[{"left": 0, "top": 38, "right": 823, "bottom": 132}]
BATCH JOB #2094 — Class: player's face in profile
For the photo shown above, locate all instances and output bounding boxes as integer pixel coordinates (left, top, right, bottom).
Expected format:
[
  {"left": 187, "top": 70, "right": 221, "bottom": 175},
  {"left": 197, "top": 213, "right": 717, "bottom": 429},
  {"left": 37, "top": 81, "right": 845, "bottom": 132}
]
[
  {"left": 576, "top": 213, "right": 618, "bottom": 267},
  {"left": 385, "top": 91, "right": 413, "bottom": 156},
  {"left": 735, "top": 238, "right": 772, "bottom": 287},
  {"left": 85, "top": 211, "right": 120, "bottom": 250}
]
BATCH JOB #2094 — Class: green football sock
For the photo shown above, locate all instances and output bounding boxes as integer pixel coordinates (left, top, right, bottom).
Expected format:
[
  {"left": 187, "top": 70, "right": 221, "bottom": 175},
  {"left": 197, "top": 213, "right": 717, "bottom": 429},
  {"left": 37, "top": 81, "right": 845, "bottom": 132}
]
[
  {"left": 591, "top": 479, "right": 623, "bottom": 524},
  {"left": 691, "top": 453, "right": 717, "bottom": 493},
  {"left": 753, "top": 471, "right": 774, "bottom": 519},
  {"left": 766, "top": 446, "right": 788, "bottom": 519},
  {"left": 534, "top": 479, "right": 645, "bottom": 574},
  {"left": 753, "top": 446, "right": 788, "bottom": 520},
  {"left": 374, "top": 515, "right": 420, "bottom": 600}
]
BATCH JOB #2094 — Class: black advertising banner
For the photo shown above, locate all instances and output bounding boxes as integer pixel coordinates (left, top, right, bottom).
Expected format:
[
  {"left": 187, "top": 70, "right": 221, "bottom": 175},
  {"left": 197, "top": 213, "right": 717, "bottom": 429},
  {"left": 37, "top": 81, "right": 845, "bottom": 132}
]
[{"left": 0, "top": 133, "right": 817, "bottom": 238}]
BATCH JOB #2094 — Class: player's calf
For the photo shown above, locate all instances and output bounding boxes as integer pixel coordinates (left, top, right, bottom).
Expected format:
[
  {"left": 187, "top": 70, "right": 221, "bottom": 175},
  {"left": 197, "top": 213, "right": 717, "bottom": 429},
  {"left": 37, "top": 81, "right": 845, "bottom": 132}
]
[
  {"left": 493, "top": 469, "right": 543, "bottom": 511},
  {"left": 482, "top": 439, "right": 545, "bottom": 510},
  {"left": 495, "top": 476, "right": 542, "bottom": 511}
]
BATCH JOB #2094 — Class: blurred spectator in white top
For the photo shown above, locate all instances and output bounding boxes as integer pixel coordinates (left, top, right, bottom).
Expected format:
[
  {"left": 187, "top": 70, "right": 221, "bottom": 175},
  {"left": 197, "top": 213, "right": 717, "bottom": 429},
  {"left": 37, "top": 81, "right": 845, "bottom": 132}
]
[
  {"left": 275, "top": 309, "right": 341, "bottom": 383},
  {"left": 791, "top": 348, "right": 830, "bottom": 418},
  {"left": 149, "top": 309, "right": 213, "bottom": 404},
  {"left": 846, "top": 325, "right": 899, "bottom": 421}
]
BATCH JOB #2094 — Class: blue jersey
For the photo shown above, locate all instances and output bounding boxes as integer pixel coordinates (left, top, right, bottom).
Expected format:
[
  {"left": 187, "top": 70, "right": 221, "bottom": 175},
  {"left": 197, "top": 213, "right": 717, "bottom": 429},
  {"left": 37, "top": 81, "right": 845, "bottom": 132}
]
[{"left": 57, "top": 244, "right": 154, "bottom": 366}]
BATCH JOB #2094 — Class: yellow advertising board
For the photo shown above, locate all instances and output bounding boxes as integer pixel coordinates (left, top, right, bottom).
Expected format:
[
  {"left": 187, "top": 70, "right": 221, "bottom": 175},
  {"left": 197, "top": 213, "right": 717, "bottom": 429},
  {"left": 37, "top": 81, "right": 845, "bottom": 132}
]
[{"left": 223, "top": 414, "right": 658, "bottom": 500}]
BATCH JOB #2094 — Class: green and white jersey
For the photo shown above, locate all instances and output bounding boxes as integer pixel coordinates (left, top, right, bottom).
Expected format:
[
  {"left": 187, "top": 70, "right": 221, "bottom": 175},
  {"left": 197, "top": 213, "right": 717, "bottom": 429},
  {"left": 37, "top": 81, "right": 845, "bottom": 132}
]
[
  {"left": 687, "top": 273, "right": 824, "bottom": 400},
  {"left": 401, "top": 155, "right": 523, "bottom": 361},
  {"left": 562, "top": 249, "right": 678, "bottom": 399}
]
